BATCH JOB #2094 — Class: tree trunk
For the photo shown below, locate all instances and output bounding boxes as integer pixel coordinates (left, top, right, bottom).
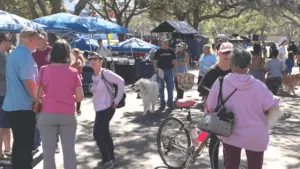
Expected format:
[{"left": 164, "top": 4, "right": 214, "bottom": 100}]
[
  {"left": 192, "top": 8, "right": 200, "bottom": 30},
  {"left": 0, "top": 0, "right": 5, "bottom": 10},
  {"left": 74, "top": 0, "right": 90, "bottom": 15},
  {"left": 37, "top": 0, "right": 48, "bottom": 16},
  {"left": 27, "top": 0, "right": 39, "bottom": 18},
  {"left": 260, "top": 24, "right": 267, "bottom": 41},
  {"left": 176, "top": 15, "right": 185, "bottom": 21},
  {"left": 50, "top": 0, "right": 64, "bottom": 14}
]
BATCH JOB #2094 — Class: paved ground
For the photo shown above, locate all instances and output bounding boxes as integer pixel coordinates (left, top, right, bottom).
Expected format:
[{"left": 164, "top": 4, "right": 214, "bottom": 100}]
[{"left": 27, "top": 68, "right": 300, "bottom": 169}]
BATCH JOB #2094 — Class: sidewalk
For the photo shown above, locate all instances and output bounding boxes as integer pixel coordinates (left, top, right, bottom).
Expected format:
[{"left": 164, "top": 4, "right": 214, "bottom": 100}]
[{"left": 31, "top": 69, "right": 300, "bottom": 169}]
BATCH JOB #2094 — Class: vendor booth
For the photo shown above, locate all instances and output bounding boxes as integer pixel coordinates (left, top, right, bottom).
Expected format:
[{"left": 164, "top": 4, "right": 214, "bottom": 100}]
[
  {"left": 109, "top": 38, "right": 159, "bottom": 81},
  {"left": 151, "top": 20, "right": 208, "bottom": 61}
]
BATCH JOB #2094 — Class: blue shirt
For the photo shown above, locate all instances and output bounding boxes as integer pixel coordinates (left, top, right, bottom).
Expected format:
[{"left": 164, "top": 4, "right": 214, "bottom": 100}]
[
  {"left": 198, "top": 53, "right": 216, "bottom": 76},
  {"left": 285, "top": 59, "right": 294, "bottom": 73},
  {"left": 265, "top": 58, "right": 285, "bottom": 78},
  {"left": 2, "top": 44, "right": 38, "bottom": 111},
  {"left": 175, "top": 52, "right": 188, "bottom": 73}
]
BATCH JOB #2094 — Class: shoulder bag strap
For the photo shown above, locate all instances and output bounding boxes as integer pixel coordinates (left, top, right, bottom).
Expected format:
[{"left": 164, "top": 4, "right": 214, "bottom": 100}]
[
  {"left": 101, "top": 70, "right": 114, "bottom": 99},
  {"left": 218, "top": 76, "right": 237, "bottom": 105},
  {"left": 217, "top": 76, "right": 224, "bottom": 106}
]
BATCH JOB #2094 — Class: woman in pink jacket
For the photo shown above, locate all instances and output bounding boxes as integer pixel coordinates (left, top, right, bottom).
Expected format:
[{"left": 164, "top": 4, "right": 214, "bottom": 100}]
[{"left": 207, "top": 48, "right": 280, "bottom": 169}]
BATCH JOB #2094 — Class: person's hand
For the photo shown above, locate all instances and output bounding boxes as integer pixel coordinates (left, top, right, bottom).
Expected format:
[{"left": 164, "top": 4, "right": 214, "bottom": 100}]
[{"left": 112, "top": 102, "right": 118, "bottom": 108}]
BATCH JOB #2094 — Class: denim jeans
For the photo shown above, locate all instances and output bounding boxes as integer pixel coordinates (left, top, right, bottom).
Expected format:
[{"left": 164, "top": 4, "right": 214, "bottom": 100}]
[{"left": 158, "top": 68, "right": 174, "bottom": 107}]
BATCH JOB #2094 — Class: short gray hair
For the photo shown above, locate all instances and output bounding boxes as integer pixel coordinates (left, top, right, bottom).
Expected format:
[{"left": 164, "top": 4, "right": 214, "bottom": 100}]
[{"left": 230, "top": 48, "right": 252, "bottom": 69}]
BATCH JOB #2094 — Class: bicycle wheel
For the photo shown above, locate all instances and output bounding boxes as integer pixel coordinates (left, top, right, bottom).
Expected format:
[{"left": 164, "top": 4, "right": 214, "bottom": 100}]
[{"left": 157, "top": 117, "right": 191, "bottom": 169}]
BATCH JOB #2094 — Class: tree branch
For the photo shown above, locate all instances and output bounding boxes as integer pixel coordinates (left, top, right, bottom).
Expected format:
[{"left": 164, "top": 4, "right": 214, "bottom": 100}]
[
  {"left": 74, "top": 0, "right": 90, "bottom": 15},
  {"left": 278, "top": 10, "right": 300, "bottom": 28},
  {"left": 119, "top": 0, "right": 132, "bottom": 16},
  {"left": 87, "top": 1, "right": 112, "bottom": 21},
  {"left": 198, "top": 7, "right": 249, "bottom": 21},
  {"left": 36, "top": 0, "right": 48, "bottom": 16}
]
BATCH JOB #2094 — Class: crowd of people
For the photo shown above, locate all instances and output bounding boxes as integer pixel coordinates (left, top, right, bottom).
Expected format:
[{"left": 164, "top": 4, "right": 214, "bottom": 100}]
[
  {"left": 0, "top": 28, "right": 125, "bottom": 169},
  {"left": 0, "top": 26, "right": 296, "bottom": 169}
]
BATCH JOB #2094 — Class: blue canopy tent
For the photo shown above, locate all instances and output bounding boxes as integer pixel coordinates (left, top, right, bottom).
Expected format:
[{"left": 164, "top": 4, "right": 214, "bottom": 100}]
[
  {"left": 83, "top": 16, "right": 127, "bottom": 34},
  {"left": 93, "top": 33, "right": 118, "bottom": 40},
  {"left": 0, "top": 10, "right": 44, "bottom": 32},
  {"left": 110, "top": 38, "right": 159, "bottom": 53},
  {"left": 33, "top": 13, "right": 97, "bottom": 33},
  {"left": 70, "top": 38, "right": 110, "bottom": 51}
]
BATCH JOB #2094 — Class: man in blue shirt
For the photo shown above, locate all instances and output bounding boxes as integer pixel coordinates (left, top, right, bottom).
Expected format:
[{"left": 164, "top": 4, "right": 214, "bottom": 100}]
[{"left": 2, "top": 28, "right": 43, "bottom": 169}]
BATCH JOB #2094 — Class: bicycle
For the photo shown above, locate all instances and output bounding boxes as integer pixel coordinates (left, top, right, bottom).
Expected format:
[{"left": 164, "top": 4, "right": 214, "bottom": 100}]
[{"left": 157, "top": 98, "right": 220, "bottom": 169}]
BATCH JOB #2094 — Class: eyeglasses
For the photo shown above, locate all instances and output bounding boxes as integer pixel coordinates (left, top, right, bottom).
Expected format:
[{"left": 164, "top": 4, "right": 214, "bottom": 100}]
[
  {"left": 29, "top": 30, "right": 41, "bottom": 37},
  {"left": 221, "top": 51, "right": 231, "bottom": 55}
]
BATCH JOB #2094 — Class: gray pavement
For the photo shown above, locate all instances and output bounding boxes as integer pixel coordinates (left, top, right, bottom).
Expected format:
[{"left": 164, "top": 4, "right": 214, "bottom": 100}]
[{"left": 31, "top": 69, "right": 300, "bottom": 169}]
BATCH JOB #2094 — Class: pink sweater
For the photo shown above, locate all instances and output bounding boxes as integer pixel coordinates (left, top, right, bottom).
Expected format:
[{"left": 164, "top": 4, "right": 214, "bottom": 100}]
[
  {"left": 37, "top": 65, "right": 82, "bottom": 114},
  {"left": 207, "top": 73, "right": 280, "bottom": 151}
]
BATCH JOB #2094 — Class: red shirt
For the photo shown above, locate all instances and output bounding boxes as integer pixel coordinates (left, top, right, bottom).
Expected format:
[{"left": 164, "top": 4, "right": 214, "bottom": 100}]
[{"left": 32, "top": 46, "right": 52, "bottom": 70}]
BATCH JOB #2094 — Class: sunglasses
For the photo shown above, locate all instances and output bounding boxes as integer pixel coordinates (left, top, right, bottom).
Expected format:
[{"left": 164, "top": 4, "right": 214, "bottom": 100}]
[
  {"left": 221, "top": 51, "right": 231, "bottom": 55},
  {"left": 88, "top": 57, "right": 100, "bottom": 61}
]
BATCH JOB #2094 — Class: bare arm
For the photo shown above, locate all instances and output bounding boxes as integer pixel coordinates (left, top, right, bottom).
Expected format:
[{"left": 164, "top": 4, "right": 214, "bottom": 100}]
[
  {"left": 185, "top": 54, "right": 190, "bottom": 65},
  {"left": 172, "top": 59, "right": 177, "bottom": 71},
  {"left": 75, "top": 87, "right": 84, "bottom": 102},
  {"left": 279, "top": 53, "right": 284, "bottom": 60},
  {"left": 153, "top": 60, "right": 158, "bottom": 72},
  {"left": 35, "top": 85, "right": 43, "bottom": 101},
  {"left": 24, "top": 80, "right": 37, "bottom": 101}
]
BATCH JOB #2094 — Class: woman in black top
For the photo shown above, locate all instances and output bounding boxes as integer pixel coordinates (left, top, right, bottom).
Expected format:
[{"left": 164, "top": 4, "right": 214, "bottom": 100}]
[{"left": 198, "top": 42, "right": 233, "bottom": 169}]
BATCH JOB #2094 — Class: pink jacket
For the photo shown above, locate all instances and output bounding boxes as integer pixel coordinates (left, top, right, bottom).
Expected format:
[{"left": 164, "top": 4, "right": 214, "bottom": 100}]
[{"left": 207, "top": 73, "right": 280, "bottom": 151}]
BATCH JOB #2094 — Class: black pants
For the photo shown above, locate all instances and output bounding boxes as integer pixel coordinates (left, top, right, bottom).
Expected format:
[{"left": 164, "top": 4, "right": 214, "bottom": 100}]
[
  {"left": 174, "top": 77, "right": 184, "bottom": 99},
  {"left": 198, "top": 76, "right": 203, "bottom": 86},
  {"left": 7, "top": 110, "right": 36, "bottom": 169},
  {"left": 76, "top": 102, "right": 81, "bottom": 111},
  {"left": 265, "top": 77, "right": 282, "bottom": 95},
  {"left": 93, "top": 106, "right": 115, "bottom": 162},
  {"left": 209, "top": 134, "right": 219, "bottom": 169}
]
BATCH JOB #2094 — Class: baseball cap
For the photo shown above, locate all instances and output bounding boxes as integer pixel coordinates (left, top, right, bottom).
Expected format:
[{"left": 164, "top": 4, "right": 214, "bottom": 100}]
[
  {"left": 0, "top": 33, "right": 11, "bottom": 43},
  {"left": 219, "top": 42, "right": 233, "bottom": 52},
  {"left": 19, "top": 27, "right": 44, "bottom": 40},
  {"left": 279, "top": 37, "right": 288, "bottom": 45}
]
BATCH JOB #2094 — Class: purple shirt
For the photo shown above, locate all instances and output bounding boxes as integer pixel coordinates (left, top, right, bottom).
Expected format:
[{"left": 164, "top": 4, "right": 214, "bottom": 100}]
[
  {"left": 207, "top": 73, "right": 280, "bottom": 151},
  {"left": 32, "top": 46, "right": 51, "bottom": 70},
  {"left": 91, "top": 69, "right": 125, "bottom": 112}
]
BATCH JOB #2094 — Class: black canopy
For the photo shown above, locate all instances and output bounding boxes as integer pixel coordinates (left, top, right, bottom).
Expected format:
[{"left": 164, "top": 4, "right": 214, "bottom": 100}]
[{"left": 151, "top": 20, "right": 199, "bottom": 34}]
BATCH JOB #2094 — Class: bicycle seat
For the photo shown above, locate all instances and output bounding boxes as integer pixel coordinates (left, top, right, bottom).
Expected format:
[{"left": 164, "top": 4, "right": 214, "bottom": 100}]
[{"left": 176, "top": 99, "right": 196, "bottom": 108}]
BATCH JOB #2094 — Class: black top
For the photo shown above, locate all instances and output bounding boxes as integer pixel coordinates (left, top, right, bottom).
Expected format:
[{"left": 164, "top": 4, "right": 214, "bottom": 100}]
[
  {"left": 198, "top": 65, "right": 231, "bottom": 97},
  {"left": 154, "top": 48, "right": 176, "bottom": 69}
]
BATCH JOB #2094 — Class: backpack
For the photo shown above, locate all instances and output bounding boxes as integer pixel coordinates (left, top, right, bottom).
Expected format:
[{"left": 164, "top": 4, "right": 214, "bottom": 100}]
[{"left": 101, "top": 70, "right": 126, "bottom": 109}]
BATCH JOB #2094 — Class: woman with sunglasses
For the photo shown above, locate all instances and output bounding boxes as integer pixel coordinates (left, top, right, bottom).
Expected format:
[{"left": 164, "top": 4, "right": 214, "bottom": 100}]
[
  {"left": 71, "top": 48, "right": 85, "bottom": 115},
  {"left": 198, "top": 42, "right": 233, "bottom": 169},
  {"left": 89, "top": 52, "right": 124, "bottom": 169}
]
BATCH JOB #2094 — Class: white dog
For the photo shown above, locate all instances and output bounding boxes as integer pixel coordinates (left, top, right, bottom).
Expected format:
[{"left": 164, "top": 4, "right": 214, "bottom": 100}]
[{"left": 133, "top": 78, "right": 159, "bottom": 113}]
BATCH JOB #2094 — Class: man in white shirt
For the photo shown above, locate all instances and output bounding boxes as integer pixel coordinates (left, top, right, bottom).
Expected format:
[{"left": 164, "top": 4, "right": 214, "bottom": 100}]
[
  {"left": 97, "top": 38, "right": 111, "bottom": 68},
  {"left": 278, "top": 37, "right": 288, "bottom": 62}
]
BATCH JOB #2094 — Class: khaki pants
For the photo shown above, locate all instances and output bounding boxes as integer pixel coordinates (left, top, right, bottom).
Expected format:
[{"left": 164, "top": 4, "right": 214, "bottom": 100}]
[{"left": 38, "top": 113, "right": 77, "bottom": 169}]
